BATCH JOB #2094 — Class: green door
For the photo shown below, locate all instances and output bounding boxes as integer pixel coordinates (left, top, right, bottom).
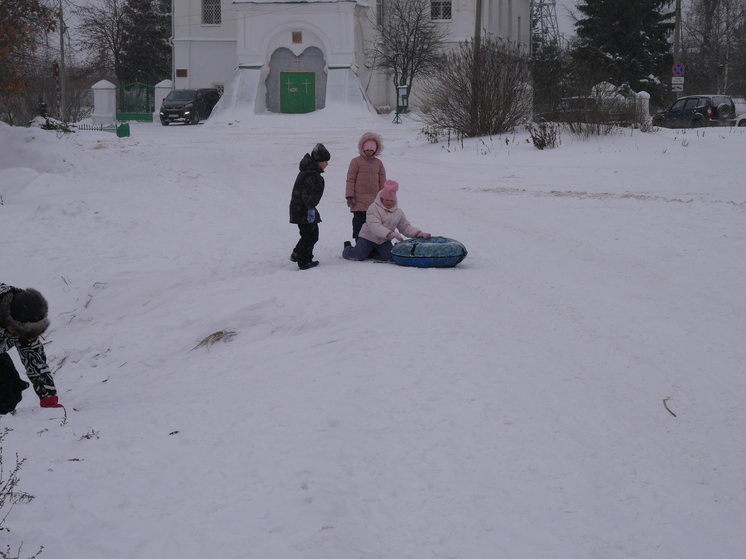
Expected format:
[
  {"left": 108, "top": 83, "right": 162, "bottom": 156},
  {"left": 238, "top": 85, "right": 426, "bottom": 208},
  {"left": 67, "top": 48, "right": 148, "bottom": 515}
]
[{"left": 280, "top": 72, "right": 316, "bottom": 113}]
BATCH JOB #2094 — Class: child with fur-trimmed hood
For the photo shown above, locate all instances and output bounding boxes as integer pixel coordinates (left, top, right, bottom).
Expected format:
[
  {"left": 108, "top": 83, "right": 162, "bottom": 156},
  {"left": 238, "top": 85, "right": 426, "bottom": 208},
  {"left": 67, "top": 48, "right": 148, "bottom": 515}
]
[
  {"left": 345, "top": 132, "right": 386, "bottom": 240},
  {"left": 0, "top": 283, "right": 63, "bottom": 414},
  {"left": 343, "top": 180, "right": 431, "bottom": 262}
]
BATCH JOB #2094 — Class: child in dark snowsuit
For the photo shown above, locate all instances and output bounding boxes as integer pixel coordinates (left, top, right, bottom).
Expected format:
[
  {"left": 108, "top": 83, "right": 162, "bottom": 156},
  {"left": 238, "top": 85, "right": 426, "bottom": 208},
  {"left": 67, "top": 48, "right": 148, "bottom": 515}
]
[
  {"left": 0, "top": 283, "right": 63, "bottom": 414},
  {"left": 289, "top": 143, "right": 330, "bottom": 270}
]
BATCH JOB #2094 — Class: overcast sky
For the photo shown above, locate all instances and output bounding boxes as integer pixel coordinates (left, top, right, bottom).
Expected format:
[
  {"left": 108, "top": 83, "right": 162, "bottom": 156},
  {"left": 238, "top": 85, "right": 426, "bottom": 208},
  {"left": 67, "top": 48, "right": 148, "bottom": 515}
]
[{"left": 557, "top": 0, "right": 578, "bottom": 38}]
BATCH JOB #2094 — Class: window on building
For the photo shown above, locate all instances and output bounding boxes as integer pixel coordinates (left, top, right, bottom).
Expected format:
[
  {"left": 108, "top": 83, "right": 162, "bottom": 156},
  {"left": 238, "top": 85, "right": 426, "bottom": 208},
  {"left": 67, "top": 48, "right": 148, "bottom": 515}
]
[
  {"left": 377, "top": 0, "right": 385, "bottom": 26},
  {"left": 202, "top": 0, "right": 221, "bottom": 25},
  {"left": 431, "top": 0, "right": 452, "bottom": 20}
]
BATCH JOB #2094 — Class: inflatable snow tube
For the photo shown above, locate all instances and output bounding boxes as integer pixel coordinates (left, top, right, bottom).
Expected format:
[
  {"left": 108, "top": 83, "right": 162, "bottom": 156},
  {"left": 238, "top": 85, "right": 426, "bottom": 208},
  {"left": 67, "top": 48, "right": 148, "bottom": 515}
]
[{"left": 390, "top": 236, "right": 468, "bottom": 268}]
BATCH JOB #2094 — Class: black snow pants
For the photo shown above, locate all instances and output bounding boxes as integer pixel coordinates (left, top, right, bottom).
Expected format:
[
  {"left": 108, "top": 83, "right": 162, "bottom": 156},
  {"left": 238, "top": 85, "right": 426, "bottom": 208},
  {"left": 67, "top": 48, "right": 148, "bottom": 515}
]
[
  {"left": 0, "top": 352, "right": 29, "bottom": 414},
  {"left": 294, "top": 223, "right": 320, "bottom": 267}
]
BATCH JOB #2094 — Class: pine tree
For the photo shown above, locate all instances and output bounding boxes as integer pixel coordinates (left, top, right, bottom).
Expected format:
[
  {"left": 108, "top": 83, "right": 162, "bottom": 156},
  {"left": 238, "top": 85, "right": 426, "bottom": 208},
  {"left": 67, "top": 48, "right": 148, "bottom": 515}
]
[
  {"left": 120, "top": 0, "right": 171, "bottom": 85},
  {"left": 572, "top": 0, "right": 675, "bottom": 105}
]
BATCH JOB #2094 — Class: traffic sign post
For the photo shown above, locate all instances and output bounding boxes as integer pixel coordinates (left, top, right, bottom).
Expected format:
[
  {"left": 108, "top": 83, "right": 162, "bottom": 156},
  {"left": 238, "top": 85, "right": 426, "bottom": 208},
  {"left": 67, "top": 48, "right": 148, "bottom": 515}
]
[{"left": 671, "top": 65, "right": 685, "bottom": 97}]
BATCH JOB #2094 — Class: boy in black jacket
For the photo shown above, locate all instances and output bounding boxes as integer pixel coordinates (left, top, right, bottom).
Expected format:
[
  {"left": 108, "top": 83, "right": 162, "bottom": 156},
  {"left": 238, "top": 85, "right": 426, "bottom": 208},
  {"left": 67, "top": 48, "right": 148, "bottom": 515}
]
[{"left": 289, "top": 143, "right": 330, "bottom": 270}]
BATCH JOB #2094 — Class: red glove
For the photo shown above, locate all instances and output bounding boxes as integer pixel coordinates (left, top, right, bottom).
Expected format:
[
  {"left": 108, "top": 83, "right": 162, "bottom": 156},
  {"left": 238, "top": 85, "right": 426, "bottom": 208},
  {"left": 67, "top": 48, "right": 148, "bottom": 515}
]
[
  {"left": 417, "top": 232, "right": 432, "bottom": 239},
  {"left": 40, "top": 396, "right": 63, "bottom": 408},
  {"left": 387, "top": 231, "right": 404, "bottom": 242}
]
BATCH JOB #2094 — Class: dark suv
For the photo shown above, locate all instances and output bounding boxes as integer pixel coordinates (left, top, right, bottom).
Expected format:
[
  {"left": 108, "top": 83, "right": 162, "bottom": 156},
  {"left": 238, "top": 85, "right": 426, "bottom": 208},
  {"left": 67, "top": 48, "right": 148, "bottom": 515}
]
[
  {"left": 159, "top": 88, "right": 220, "bottom": 125},
  {"left": 652, "top": 95, "right": 736, "bottom": 128}
]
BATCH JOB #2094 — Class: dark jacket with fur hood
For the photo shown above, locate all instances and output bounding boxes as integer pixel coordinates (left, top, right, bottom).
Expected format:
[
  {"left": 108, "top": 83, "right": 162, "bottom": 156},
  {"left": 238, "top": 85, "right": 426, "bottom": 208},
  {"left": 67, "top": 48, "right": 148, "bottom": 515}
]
[
  {"left": 289, "top": 153, "right": 325, "bottom": 225},
  {"left": 345, "top": 132, "right": 386, "bottom": 212},
  {"left": 0, "top": 283, "right": 57, "bottom": 400}
]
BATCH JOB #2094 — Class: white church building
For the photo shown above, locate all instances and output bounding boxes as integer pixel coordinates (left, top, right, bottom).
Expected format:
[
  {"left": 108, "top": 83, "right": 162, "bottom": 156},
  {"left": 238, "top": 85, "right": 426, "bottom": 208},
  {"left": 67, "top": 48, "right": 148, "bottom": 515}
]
[{"left": 171, "top": 0, "right": 531, "bottom": 114}]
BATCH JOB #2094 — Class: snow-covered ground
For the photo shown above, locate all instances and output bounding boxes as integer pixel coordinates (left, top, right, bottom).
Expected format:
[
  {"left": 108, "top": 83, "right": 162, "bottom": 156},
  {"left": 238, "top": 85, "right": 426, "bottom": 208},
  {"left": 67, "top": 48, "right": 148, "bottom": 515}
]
[{"left": 1, "top": 111, "right": 745, "bottom": 559}]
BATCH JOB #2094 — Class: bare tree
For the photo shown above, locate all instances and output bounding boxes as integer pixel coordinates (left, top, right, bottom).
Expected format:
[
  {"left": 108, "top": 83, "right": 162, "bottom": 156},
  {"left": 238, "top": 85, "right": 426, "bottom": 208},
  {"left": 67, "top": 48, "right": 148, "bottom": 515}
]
[
  {"left": 682, "top": 0, "right": 746, "bottom": 95},
  {"left": 420, "top": 37, "right": 532, "bottom": 137},
  {"left": 370, "top": 0, "right": 448, "bottom": 107},
  {"left": 0, "top": 0, "right": 56, "bottom": 123},
  {"left": 74, "top": 0, "right": 127, "bottom": 84}
]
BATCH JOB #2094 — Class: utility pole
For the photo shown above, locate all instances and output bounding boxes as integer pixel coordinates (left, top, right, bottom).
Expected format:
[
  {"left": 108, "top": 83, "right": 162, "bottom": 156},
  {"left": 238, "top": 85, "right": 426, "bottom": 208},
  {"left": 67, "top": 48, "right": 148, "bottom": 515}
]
[
  {"left": 58, "top": 0, "right": 66, "bottom": 121},
  {"left": 673, "top": 0, "right": 681, "bottom": 63},
  {"left": 470, "top": 0, "right": 483, "bottom": 135}
]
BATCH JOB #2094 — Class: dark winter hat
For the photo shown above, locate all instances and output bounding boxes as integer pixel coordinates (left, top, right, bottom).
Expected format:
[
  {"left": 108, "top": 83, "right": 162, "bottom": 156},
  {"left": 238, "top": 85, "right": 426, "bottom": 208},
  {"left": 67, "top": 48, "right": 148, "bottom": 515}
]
[
  {"left": 311, "top": 143, "right": 331, "bottom": 162},
  {"left": 1, "top": 288, "right": 50, "bottom": 339}
]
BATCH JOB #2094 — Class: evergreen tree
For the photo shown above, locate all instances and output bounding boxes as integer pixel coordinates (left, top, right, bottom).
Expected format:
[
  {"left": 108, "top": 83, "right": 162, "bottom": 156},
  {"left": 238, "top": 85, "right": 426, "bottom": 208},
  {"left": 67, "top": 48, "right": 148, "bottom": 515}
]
[
  {"left": 120, "top": 0, "right": 171, "bottom": 85},
  {"left": 572, "top": 0, "right": 674, "bottom": 105},
  {"left": 532, "top": 39, "right": 573, "bottom": 114}
]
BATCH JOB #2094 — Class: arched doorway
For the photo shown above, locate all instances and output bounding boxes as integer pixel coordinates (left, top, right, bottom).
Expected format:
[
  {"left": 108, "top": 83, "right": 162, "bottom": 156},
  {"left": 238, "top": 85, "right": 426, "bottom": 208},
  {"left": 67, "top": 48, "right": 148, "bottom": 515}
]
[{"left": 265, "top": 47, "right": 327, "bottom": 113}]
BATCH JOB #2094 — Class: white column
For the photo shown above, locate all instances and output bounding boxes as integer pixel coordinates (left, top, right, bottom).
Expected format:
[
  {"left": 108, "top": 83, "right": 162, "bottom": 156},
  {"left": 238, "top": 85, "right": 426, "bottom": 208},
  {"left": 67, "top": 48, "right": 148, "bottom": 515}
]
[{"left": 91, "top": 80, "right": 116, "bottom": 125}]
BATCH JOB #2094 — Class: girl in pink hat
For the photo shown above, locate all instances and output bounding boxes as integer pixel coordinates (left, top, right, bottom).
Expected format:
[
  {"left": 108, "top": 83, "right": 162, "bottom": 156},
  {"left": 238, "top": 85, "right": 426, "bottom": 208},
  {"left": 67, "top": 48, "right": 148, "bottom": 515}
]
[
  {"left": 343, "top": 180, "right": 431, "bottom": 262},
  {"left": 345, "top": 132, "right": 386, "bottom": 240}
]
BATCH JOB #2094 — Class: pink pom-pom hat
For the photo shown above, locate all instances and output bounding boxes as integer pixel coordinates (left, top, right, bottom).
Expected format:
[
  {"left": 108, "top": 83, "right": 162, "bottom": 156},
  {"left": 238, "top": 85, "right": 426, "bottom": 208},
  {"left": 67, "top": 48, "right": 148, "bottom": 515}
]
[{"left": 380, "top": 180, "right": 399, "bottom": 200}]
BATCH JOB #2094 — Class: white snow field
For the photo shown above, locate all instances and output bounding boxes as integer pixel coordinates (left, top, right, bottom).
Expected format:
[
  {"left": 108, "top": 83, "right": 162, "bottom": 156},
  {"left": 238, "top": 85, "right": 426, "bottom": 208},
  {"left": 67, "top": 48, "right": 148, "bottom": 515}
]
[{"left": 1, "top": 110, "right": 745, "bottom": 559}]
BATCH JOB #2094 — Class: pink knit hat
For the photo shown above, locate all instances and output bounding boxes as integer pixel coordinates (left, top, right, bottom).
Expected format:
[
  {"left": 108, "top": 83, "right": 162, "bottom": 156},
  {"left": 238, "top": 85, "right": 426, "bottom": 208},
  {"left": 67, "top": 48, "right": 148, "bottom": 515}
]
[
  {"left": 362, "top": 139, "right": 377, "bottom": 152},
  {"left": 380, "top": 180, "right": 398, "bottom": 201}
]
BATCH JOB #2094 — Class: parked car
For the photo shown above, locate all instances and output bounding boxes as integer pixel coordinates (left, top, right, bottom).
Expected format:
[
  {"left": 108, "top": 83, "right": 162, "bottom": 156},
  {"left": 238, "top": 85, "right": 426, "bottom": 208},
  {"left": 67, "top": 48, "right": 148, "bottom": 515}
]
[
  {"left": 734, "top": 98, "right": 746, "bottom": 127},
  {"left": 159, "top": 89, "right": 221, "bottom": 125},
  {"left": 733, "top": 97, "right": 746, "bottom": 116},
  {"left": 651, "top": 95, "right": 736, "bottom": 128}
]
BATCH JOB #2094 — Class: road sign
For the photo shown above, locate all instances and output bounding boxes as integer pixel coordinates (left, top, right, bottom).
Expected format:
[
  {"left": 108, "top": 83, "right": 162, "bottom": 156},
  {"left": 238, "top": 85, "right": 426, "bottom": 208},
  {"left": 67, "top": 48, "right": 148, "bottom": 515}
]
[
  {"left": 672, "top": 77, "right": 685, "bottom": 84},
  {"left": 672, "top": 63, "right": 685, "bottom": 76},
  {"left": 672, "top": 84, "right": 684, "bottom": 92}
]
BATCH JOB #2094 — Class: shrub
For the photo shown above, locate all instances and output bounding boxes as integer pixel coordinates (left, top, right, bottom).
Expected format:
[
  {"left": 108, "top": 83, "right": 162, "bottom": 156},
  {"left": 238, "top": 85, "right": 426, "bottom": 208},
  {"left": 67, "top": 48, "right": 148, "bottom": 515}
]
[
  {"left": 420, "top": 37, "right": 532, "bottom": 138},
  {"left": 527, "top": 121, "right": 561, "bottom": 149},
  {"left": 1, "top": 428, "right": 42, "bottom": 559}
]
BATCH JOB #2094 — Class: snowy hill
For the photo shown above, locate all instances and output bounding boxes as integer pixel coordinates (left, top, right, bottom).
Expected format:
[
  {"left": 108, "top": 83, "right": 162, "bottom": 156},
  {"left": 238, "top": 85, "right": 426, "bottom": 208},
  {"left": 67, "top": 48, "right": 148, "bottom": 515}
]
[{"left": 1, "top": 115, "right": 745, "bottom": 559}]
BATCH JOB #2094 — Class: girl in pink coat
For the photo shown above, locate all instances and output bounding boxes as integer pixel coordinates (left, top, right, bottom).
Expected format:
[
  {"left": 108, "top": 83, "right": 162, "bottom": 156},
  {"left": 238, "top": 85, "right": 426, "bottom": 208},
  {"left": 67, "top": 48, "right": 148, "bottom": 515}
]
[
  {"left": 345, "top": 132, "right": 386, "bottom": 240},
  {"left": 343, "top": 180, "right": 431, "bottom": 262}
]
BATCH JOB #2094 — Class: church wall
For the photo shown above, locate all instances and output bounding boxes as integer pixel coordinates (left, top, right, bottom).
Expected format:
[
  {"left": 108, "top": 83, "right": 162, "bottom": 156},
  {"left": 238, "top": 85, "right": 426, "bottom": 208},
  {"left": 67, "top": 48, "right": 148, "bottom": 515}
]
[
  {"left": 175, "top": 0, "right": 238, "bottom": 39},
  {"left": 172, "top": 0, "right": 240, "bottom": 90},
  {"left": 173, "top": 39, "right": 237, "bottom": 91},
  {"left": 171, "top": 0, "right": 532, "bottom": 113},
  {"left": 235, "top": 2, "right": 359, "bottom": 69}
]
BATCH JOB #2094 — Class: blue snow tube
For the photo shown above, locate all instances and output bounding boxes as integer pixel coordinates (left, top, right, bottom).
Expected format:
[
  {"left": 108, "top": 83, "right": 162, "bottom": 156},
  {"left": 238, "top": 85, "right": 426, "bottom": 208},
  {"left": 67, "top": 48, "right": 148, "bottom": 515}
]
[{"left": 390, "top": 236, "right": 468, "bottom": 268}]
